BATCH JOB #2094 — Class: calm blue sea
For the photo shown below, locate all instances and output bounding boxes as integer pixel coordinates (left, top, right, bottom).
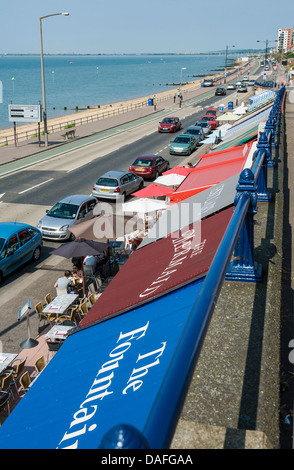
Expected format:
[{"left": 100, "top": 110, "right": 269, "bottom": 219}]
[{"left": 0, "top": 54, "right": 236, "bottom": 130}]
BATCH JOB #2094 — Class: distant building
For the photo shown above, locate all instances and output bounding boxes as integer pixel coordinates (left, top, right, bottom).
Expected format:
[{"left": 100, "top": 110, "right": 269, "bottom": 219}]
[{"left": 277, "top": 28, "right": 293, "bottom": 52}]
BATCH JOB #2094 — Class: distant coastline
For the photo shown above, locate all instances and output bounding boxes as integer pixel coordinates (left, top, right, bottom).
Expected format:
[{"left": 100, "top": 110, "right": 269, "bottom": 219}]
[{"left": 0, "top": 50, "right": 262, "bottom": 57}]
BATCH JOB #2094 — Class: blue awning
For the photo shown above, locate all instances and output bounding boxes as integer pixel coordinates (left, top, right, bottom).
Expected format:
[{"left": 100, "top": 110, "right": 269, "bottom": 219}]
[{"left": 0, "top": 278, "right": 205, "bottom": 449}]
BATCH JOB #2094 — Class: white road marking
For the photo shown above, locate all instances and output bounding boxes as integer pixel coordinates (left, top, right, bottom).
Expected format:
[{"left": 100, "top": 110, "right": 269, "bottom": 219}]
[{"left": 18, "top": 178, "right": 54, "bottom": 194}]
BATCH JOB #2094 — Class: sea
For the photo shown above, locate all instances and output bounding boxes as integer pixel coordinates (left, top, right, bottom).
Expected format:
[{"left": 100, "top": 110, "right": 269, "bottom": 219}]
[{"left": 0, "top": 53, "right": 238, "bottom": 130}]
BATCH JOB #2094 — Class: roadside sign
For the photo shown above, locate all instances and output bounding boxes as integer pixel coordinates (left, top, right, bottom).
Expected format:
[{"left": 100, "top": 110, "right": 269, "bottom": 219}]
[{"left": 8, "top": 104, "right": 42, "bottom": 123}]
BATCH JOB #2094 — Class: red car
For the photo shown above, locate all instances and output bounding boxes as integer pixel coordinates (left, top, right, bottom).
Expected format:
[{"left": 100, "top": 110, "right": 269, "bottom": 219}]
[
  {"left": 158, "top": 116, "right": 182, "bottom": 133},
  {"left": 200, "top": 115, "right": 219, "bottom": 130},
  {"left": 129, "top": 155, "right": 169, "bottom": 179},
  {"left": 205, "top": 108, "right": 218, "bottom": 117}
]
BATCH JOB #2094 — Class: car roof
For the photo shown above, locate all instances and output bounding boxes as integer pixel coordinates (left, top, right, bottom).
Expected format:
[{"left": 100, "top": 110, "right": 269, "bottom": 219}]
[
  {"left": 99, "top": 171, "right": 131, "bottom": 179},
  {"left": 59, "top": 194, "right": 96, "bottom": 204},
  {"left": 0, "top": 222, "right": 36, "bottom": 238},
  {"left": 162, "top": 116, "right": 179, "bottom": 120},
  {"left": 134, "top": 155, "right": 158, "bottom": 160}
]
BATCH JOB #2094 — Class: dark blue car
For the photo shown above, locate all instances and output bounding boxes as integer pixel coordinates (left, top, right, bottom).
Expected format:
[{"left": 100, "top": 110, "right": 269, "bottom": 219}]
[{"left": 0, "top": 222, "right": 42, "bottom": 283}]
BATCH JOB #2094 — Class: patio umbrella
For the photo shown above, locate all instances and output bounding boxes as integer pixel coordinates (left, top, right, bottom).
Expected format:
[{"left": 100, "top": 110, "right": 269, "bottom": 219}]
[
  {"left": 131, "top": 184, "right": 174, "bottom": 198},
  {"left": 69, "top": 214, "right": 143, "bottom": 242},
  {"left": 153, "top": 173, "right": 186, "bottom": 187},
  {"left": 162, "top": 166, "right": 193, "bottom": 176},
  {"left": 122, "top": 198, "right": 167, "bottom": 214},
  {"left": 52, "top": 238, "right": 110, "bottom": 296},
  {"left": 217, "top": 112, "right": 241, "bottom": 122}
]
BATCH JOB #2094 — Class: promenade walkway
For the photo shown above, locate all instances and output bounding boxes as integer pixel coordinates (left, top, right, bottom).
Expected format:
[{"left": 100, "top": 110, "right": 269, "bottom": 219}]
[{"left": 0, "top": 72, "right": 293, "bottom": 449}]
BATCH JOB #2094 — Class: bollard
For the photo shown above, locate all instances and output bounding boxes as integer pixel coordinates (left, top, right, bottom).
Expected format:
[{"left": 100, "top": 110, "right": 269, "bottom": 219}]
[{"left": 225, "top": 168, "right": 262, "bottom": 283}]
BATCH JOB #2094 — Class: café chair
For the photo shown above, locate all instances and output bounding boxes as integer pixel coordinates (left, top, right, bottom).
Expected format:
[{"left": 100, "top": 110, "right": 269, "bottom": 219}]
[
  {"left": 4, "top": 358, "right": 26, "bottom": 394},
  {"left": 87, "top": 293, "right": 96, "bottom": 308},
  {"left": 56, "top": 307, "right": 79, "bottom": 327},
  {"left": 56, "top": 287, "right": 68, "bottom": 296},
  {"left": 44, "top": 293, "right": 53, "bottom": 305},
  {"left": 46, "top": 340, "right": 63, "bottom": 363},
  {"left": 34, "top": 356, "right": 46, "bottom": 375},
  {"left": 1, "top": 370, "right": 15, "bottom": 399},
  {"left": 0, "top": 389, "right": 11, "bottom": 416},
  {"left": 35, "top": 301, "right": 56, "bottom": 327},
  {"left": 19, "top": 371, "right": 32, "bottom": 394},
  {"left": 79, "top": 302, "right": 88, "bottom": 317}
]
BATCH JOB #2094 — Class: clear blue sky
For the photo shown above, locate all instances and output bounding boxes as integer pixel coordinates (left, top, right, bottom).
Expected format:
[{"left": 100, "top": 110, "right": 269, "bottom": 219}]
[{"left": 1, "top": 0, "right": 293, "bottom": 54}]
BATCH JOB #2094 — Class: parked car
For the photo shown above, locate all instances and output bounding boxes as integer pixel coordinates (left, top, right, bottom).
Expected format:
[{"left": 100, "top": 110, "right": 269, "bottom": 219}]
[
  {"left": 158, "top": 117, "right": 182, "bottom": 133},
  {"left": 200, "top": 115, "right": 219, "bottom": 130},
  {"left": 237, "top": 85, "right": 248, "bottom": 93},
  {"left": 37, "top": 195, "right": 100, "bottom": 241},
  {"left": 129, "top": 155, "right": 169, "bottom": 179},
  {"left": 194, "top": 120, "right": 211, "bottom": 135},
  {"left": 183, "top": 126, "right": 205, "bottom": 143},
  {"left": 215, "top": 87, "right": 226, "bottom": 96},
  {"left": 203, "top": 79, "right": 213, "bottom": 87},
  {"left": 205, "top": 108, "right": 218, "bottom": 116},
  {"left": 247, "top": 79, "right": 256, "bottom": 86},
  {"left": 92, "top": 170, "right": 143, "bottom": 201},
  {"left": 227, "top": 83, "right": 237, "bottom": 90},
  {"left": 0, "top": 222, "right": 42, "bottom": 283},
  {"left": 170, "top": 134, "right": 198, "bottom": 155}
]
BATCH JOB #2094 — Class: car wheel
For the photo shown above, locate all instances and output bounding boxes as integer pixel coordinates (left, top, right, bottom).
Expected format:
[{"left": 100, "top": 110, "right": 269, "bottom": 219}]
[
  {"left": 69, "top": 232, "right": 76, "bottom": 242},
  {"left": 0, "top": 271, "right": 3, "bottom": 284},
  {"left": 154, "top": 171, "right": 159, "bottom": 180},
  {"left": 32, "top": 246, "right": 41, "bottom": 261},
  {"left": 122, "top": 192, "right": 126, "bottom": 201},
  {"left": 139, "top": 181, "right": 144, "bottom": 190}
]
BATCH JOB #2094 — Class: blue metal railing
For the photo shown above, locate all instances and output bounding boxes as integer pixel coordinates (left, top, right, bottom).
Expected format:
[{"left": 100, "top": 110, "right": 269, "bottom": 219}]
[{"left": 99, "top": 85, "right": 285, "bottom": 449}]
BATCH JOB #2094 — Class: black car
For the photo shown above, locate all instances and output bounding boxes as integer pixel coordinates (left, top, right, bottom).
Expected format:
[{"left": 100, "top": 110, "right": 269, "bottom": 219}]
[{"left": 215, "top": 87, "right": 226, "bottom": 96}]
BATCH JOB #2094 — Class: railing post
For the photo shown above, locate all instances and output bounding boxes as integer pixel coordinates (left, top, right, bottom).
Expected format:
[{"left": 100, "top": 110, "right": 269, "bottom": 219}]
[
  {"left": 253, "top": 133, "right": 271, "bottom": 202},
  {"left": 264, "top": 117, "right": 276, "bottom": 154},
  {"left": 225, "top": 168, "right": 262, "bottom": 283}
]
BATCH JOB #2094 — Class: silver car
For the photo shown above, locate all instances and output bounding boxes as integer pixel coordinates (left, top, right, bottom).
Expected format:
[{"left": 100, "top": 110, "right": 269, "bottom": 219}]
[
  {"left": 92, "top": 170, "right": 144, "bottom": 201},
  {"left": 183, "top": 126, "right": 205, "bottom": 143},
  {"left": 37, "top": 195, "right": 99, "bottom": 241},
  {"left": 194, "top": 120, "right": 211, "bottom": 135}
]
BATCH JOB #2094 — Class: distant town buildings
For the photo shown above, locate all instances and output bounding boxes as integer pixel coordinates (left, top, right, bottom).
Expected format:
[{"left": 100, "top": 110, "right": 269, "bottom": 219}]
[{"left": 277, "top": 28, "right": 293, "bottom": 52}]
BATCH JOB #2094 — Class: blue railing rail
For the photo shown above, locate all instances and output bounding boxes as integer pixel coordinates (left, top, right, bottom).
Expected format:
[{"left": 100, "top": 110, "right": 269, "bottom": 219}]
[{"left": 98, "top": 85, "right": 285, "bottom": 449}]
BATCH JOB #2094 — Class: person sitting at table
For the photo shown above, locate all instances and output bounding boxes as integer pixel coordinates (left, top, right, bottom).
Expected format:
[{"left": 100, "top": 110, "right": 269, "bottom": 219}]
[
  {"left": 54, "top": 270, "right": 75, "bottom": 293},
  {"left": 72, "top": 265, "right": 83, "bottom": 280}
]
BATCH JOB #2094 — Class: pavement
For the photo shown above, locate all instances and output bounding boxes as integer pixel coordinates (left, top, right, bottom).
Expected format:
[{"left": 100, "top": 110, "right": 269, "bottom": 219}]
[{"left": 0, "top": 66, "right": 293, "bottom": 449}]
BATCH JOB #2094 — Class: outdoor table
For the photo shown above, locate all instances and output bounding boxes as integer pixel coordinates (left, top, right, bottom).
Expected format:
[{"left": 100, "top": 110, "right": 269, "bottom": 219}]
[
  {"left": 45, "top": 324, "right": 74, "bottom": 340},
  {"left": 43, "top": 294, "right": 78, "bottom": 318},
  {"left": 0, "top": 353, "right": 18, "bottom": 375}
]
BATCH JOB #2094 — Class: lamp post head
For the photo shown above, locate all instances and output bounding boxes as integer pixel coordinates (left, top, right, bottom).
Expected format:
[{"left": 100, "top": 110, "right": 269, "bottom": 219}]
[{"left": 62, "top": 12, "right": 69, "bottom": 16}]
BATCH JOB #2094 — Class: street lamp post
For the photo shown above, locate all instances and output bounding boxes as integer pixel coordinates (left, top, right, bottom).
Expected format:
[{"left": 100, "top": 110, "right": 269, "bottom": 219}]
[
  {"left": 225, "top": 45, "right": 235, "bottom": 83},
  {"left": 40, "top": 12, "right": 69, "bottom": 147}
]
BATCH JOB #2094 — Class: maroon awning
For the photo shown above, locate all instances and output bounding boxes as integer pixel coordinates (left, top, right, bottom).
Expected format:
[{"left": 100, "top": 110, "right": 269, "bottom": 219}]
[{"left": 80, "top": 207, "right": 233, "bottom": 327}]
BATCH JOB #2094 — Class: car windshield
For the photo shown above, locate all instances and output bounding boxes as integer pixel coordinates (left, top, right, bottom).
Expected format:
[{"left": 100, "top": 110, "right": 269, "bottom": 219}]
[
  {"left": 96, "top": 177, "right": 119, "bottom": 187},
  {"left": 203, "top": 116, "right": 213, "bottom": 121},
  {"left": 173, "top": 136, "right": 190, "bottom": 144},
  {"left": 0, "top": 238, "right": 5, "bottom": 253},
  {"left": 161, "top": 118, "right": 175, "bottom": 124},
  {"left": 47, "top": 203, "right": 79, "bottom": 219},
  {"left": 133, "top": 159, "right": 153, "bottom": 167}
]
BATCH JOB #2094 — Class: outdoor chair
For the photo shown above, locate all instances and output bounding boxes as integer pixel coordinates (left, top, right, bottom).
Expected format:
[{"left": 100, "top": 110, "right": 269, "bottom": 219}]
[
  {"left": 5, "top": 358, "right": 26, "bottom": 394},
  {"left": 0, "top": 389, "right": 11, "bottom": 416},
  {"left": 79, "top": 302, "right": 88, "bottom": 317},
  {"left": 35, "top": 301, "right": 56, "bottom": 327},
  {"left": 34, "top": 356, "right": 46, "bottom": 375},
  {"left": 44, "top": 293, "right": 53, "bottom": 305},
  {"left": 46, "top": 340, "right": 63, "bottom": 363},
  {"left": 56, "top": 307, "right": 79, "bottom": 327},
  {"left": 1, "top": 370, "right": 15, "bottom": 399},
  {"left": 19, "top": 371, "right": 31, "bottom": 394},
  {"left": 87, "top": 293, "right": 96, "bottom": 308},
  {"left": 56, "top": 287, "right": 68, "bottom": 296}
]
